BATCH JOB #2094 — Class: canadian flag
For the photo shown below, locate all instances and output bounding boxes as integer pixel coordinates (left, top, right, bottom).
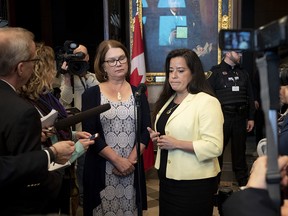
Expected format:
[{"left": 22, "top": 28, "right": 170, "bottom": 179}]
[
  {"left": 131, "top": 14, "right": 146, "bottom": 85},
  {"left": 131, "top": 14, "right": 154, "bottom": 171}
]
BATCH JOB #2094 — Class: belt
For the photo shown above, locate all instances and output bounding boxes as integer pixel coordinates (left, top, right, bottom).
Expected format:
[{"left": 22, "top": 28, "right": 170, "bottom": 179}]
[{"left": 222, "top": 104, "right": 247, "bottom": 113}]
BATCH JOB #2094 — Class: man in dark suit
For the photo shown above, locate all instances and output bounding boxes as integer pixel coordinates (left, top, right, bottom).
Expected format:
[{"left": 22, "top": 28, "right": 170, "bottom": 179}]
[{"left": 0, "top": 27, "right": 75, "bottom": 215}]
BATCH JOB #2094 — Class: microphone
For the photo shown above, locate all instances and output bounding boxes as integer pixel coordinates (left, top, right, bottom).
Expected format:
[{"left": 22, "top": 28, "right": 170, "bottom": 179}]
[
  {"left": 54, "top": 103, "right": 111, "bottom": 130},
  {"left": 135, "top": 83, "right": 147, "bottom": 97}
]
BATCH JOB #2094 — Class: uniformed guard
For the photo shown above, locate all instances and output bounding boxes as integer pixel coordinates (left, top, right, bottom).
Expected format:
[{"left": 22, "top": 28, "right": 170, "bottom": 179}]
[{"left": 207, "top": 50, "right": 255, "bottom": 187}]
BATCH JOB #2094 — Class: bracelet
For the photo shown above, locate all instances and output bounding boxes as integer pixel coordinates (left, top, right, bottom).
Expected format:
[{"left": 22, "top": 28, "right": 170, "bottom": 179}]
[{"left": 50, "top": 145, "right": 58, "bottom": 160}]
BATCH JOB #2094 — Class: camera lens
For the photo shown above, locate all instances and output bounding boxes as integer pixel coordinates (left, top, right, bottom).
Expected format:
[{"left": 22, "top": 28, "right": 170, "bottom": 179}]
[{"left": 69, "top": 42, "right": 78, "bottom": 49}]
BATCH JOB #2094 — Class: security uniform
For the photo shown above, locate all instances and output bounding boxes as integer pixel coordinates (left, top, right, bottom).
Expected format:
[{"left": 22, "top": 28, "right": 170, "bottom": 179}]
[{"left": 208, "top": 60, "right": 255, "bottom": 186}]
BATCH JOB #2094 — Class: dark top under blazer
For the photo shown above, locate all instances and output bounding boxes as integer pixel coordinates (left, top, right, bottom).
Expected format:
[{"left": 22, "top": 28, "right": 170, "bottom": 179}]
[{"left": 81, "top": 85, "right": 151, "bottom": 216}]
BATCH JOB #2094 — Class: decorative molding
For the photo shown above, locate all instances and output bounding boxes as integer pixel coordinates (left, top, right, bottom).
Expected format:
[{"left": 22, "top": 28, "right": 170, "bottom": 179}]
[{"left": 146, "top": 72, "right": 166, "bottom": 85}]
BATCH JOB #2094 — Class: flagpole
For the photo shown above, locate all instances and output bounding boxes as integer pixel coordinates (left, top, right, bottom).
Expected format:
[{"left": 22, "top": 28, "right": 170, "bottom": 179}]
[
  {"left": 135, "top": 2, "right": 143, "bottom": 216},
  {"left": 134, "top": 2, "right": 144, "bottom": 216},
  {"left": 131, "top": 1, "right": 154, "bottom": 214}
]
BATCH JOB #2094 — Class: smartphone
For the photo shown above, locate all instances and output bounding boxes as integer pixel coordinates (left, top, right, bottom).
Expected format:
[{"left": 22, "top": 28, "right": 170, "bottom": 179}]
[{"left": 89, "top": 133, "right": 99, "bottom": 140}]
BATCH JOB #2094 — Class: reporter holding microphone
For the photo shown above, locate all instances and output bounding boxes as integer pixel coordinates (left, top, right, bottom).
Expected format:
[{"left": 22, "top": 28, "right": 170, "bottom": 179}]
[{"left": 0, "top": 27, "right": 76, "bottom": 215}]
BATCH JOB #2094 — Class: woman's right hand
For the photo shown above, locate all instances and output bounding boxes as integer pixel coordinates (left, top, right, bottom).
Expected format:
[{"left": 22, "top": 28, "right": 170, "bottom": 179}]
[
  {"left": 113, "top": 156, "right": 136, "bottom": 176},
  {"left": 147, "top": 127, "right": 160, "bottom": 143}
]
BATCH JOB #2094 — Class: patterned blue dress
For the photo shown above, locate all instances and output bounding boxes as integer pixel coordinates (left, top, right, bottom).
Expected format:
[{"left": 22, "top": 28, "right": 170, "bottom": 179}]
[{"left": 93, "top": 93, "right": 137, "bottom": 216}]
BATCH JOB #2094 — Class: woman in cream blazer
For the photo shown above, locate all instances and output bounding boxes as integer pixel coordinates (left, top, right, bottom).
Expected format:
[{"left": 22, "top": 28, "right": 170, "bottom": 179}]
[{"left": 148, "top": 48, "right": 224, "bottom": 216}]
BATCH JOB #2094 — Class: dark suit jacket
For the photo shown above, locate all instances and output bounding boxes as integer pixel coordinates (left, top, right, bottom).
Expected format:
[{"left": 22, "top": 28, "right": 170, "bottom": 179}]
[
  {"left": 0, "top": 80, "right": 62, "bottom": 215},
  {"left": 223, "top": 188, "right": 279, "bottom": 216}
]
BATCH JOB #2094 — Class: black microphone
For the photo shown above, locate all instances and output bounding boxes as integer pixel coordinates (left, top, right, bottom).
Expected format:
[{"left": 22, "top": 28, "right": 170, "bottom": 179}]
[
  {"left": 135, "top": 83, "right": 147, "bottom": 97},
  {"left": 54, "top": 103, "right": 111, "bottom": 130}
]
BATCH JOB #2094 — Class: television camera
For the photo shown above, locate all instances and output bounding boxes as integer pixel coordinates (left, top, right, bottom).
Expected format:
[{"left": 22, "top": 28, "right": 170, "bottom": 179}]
[
  {"left": 219, "top": 16, "right": 288, "bottom": 54},
  {"left": 55, "top": 40, "right": 89, "bottom": 76},
  {"left": 219, "top": 15, "right": 288, "bottom": 213}
]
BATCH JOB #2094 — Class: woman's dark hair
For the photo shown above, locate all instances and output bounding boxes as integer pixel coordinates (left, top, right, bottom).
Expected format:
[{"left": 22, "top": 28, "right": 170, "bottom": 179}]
[
  {"left": 94, "top": 39, "right": 130, "bottom": 83},
  {"left": 152, "top": 48, "right": 214, "bottom": 122}
]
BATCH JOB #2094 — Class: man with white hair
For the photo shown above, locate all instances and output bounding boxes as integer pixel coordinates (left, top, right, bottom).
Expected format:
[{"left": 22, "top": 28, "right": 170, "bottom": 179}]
[{"left": 0, "top": 27, "right": 75, "bottom": 215}]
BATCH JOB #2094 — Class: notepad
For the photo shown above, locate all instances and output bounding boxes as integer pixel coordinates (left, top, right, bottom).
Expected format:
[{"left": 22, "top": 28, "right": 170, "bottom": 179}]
[{"left": 41, "top": 109, "right": 58, "bottom": 129}]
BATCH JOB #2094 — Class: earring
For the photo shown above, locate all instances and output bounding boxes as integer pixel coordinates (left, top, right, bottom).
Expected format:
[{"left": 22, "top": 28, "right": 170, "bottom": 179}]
[{"left": 104, "top": 72, "right": 108, "bottom": 80}]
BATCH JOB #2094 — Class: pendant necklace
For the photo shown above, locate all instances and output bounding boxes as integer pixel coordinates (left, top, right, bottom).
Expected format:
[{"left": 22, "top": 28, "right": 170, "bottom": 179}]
[
  {"left": 115, "top": 82, "right": 124, "bottom": 101},
  {"left": 117, "top": 92, "right": 122, "bottom": 101},
  {"left": 166, "top": 103, "right": 179, "bottom": 114}
]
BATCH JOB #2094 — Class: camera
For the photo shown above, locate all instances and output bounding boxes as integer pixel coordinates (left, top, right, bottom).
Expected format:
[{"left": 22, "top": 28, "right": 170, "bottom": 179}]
[
  {"left": 219, "top": 15, "right": 288, "bottom": 53},
  {"left": 55, "top": 40, "right": 89, "bottom": 76},
  {"left": 219, "top": 15, "right": 288, "bottom": 209}
]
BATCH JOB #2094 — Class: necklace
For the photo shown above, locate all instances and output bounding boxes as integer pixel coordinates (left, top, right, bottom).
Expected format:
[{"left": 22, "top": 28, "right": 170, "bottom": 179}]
[
  {"left": 166, "top": 103, "right": 179, "bottom": 114},
  {"left": 117, "top": 92, "right": 122, "bottom": 101},
  {"left": 111, "top": 81, "right": 125, "bottom": 101}
]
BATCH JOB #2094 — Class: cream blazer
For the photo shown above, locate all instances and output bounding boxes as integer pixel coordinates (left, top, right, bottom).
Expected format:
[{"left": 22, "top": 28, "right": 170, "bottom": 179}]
[{"left": 154, "top": 92, "right": 224, "bottom": 180}]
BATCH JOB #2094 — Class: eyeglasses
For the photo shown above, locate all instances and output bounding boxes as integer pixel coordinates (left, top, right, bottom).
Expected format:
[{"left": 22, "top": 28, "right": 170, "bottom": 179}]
[
  {"left": 20, "top": 58, "right": 40, "bottom": 63},
  {"left": 104, "top": 56, "right": 127, "bottom": 67}
]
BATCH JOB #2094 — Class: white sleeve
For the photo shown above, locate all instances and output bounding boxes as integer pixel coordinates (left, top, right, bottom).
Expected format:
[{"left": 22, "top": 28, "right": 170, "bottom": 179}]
[{"left": 60, "top": 74, "right": 74, "bottom": 105}]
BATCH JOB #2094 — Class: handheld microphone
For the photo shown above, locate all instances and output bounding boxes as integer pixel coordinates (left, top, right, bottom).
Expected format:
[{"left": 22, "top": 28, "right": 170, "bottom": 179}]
[
  {"left": 135, "top": 83, "right": 147, "bottom": 97},
  {"left": 54, "top": 103, "right": 111, "bottom": 130}
]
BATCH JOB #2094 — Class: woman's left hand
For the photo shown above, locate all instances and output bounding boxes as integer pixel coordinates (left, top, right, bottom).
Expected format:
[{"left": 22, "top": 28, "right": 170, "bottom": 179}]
[{"left": 157, "top": 135, "right": 177, "bottom": 150}]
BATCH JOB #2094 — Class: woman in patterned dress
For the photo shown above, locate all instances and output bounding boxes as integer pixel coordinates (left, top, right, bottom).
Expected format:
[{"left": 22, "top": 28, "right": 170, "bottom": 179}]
[{"left": 82, "top": 39, "right": 151, "bottom": 216}]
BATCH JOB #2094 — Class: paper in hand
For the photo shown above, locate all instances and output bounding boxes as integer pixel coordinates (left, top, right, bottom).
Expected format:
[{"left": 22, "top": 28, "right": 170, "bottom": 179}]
[{"left": 41, "top": 109, "right": 58, "bottom": 129}]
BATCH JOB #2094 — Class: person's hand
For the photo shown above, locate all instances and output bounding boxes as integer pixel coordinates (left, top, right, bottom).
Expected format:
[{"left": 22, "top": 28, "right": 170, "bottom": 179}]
[
  {"left": 112, "top": 156, "right": 136, "bottom": 176},
  {"left": 246, "top": 120, "right": 254, "bottom": 132},
  {"left": 247, "top": 155, "right": 288, "bottom": 189},
  {"left": 41, "top": 127, "right": 55, "bottom": 142},
  {"left": 156, "top": 135, "right": 178, "bottom": 150},
  {"left": 75, "top": 131, "right": 91, "bottom": 139},
  {"left": 61, "top": 61, "right": 68, "bottom": 71},
  {"left": 255, "top": 100, "right": 260, "bottom": 110},
  {"left": 78, "top": 138, "right": 95, "bottom": 151},
  {"left": 281, "top": 200, "right": 288, "bottom": 216},
  {"left": 247, "top": 156, "right": 268, "bottom": 189},
  {"left": 112, "top": 158, "right": 137, "bottom": 177},
  {"left": 147, "top": 127, "right": 160, "bottom": 144},
  {"left": 41, "top": 131, "right": 48, "bottom": 142},
  {"left": 112, "top": 168, "right": 123, "bottom": 176},
  {"left": 51, "top": 141, "right": 75, "bottom": 164}
]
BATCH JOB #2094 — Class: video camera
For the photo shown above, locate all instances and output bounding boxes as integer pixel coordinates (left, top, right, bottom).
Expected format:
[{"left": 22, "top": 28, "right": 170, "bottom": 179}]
[
  {"left": 219, "top": 15, "right": 288, "bottom": 213},
  {"left": 55, "top": 40, "right": 89, "bottom": 76},
  {"left": 219, "top": 15, "right": 288, "bottom": 53}
]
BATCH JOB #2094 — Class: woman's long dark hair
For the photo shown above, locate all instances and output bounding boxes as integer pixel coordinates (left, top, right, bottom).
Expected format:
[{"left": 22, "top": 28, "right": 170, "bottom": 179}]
[{"left": 152, "top": 48, "right": 215, "bottom": 123}]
